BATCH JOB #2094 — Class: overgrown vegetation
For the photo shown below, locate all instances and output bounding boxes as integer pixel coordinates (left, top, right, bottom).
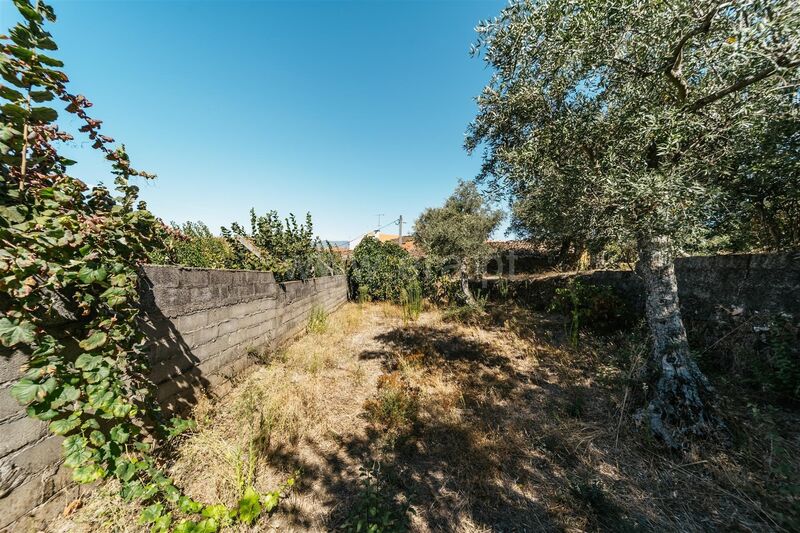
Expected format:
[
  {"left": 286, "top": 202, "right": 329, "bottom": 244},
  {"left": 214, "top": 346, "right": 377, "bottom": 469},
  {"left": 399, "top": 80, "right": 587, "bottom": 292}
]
[
  {"left": 695, "top": 311, "right": 800, "bottom": 404},
  {"left": 413, "top": 181, "right": 502, "bottom": 305},
  {"left": 441, "top": 288, "right": 489, "bottom": 325},
  {"left": 307, "top": 305, "right": 328, "bottom": 334},
  {"left": 148, "top": 210, "right": 343, "bottom": 282},
  {"left": 399, "top": 282, "right": 422, "bottom": 324},
  {"left": 341, "top": 466, "right": 413, "bottom": 533},
  {"left": 467, "top": 0, "right": 800, "bottom": 448},
  {"left": 55, "top": 302, "right": 800, "bottom": 532},
  {"left": 348, "top": 236, "right": 418, "bottom": 302},
  {"left": 363, "top": 371, "right": 419, "bottom": 445},
  {"left": 0, "top": 2, "right": 294, "bottom": 530},
  {"left": 150, "top": 221, "right": 233, "bottom": 269},
  {"left": 221, "top": 209, "right": 342, "bottom": 281},
  {"left": 549, "top": 279, "right": 632, "bottom": 346}
]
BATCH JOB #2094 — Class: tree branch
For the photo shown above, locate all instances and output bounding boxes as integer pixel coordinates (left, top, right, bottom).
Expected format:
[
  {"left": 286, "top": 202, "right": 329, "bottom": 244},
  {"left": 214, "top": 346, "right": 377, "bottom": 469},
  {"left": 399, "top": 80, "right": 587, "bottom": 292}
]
[
  {"left": 685, "top": 57, "right": 800, "bottom": 111},
  {"left": 662, "top": 4, "right": 725, "bottom": 103}
]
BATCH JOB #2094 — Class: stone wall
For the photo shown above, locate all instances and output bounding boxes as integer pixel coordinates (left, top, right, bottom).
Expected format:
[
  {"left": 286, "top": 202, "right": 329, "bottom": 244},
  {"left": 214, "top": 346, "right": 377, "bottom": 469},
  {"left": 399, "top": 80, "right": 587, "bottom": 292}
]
[
  {"left": 479, "top": 252, "right": 800, "bottom": 349},
  {"left": 0, "top": 267, "right": 348, "bottom": 531}
]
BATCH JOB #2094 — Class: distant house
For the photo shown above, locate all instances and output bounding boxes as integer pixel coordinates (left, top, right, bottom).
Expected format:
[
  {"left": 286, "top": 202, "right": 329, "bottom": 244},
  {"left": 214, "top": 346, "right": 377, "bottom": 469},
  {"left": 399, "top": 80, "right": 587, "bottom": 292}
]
[{"left": 348, "top": 230, "right": 418, "bottom": 255}]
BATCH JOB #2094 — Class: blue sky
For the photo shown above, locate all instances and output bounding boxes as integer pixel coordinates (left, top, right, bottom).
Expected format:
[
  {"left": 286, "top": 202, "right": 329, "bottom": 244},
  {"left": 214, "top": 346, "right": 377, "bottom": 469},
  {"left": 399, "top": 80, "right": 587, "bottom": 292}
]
[{"left": 1, "top": 0, "right": 507, "bottom": 241}]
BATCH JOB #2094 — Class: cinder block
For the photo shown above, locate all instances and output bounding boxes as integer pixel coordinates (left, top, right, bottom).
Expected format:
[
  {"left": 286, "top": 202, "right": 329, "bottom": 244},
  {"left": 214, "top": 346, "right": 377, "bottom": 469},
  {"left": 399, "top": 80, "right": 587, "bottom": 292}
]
[
  {"left": 217, "top": 318, "right": 242, "bottom": 337},
  {"left": 171, "top": 311, "right": 210, "bottom": 334},
  {"left": 141, "top": 264, "right": 180, "bottom": 289},
  {"left": 0, "top": 350, "right": 26, "bottom": 387},
  {"left": 0, "top": 462, "right": 76, "bottom": 529},
  {"left": 180, "top": 269, "right": 210, "bottom": 289},
  {"left": 187, "top": 324, "right": 220, "bottom": 349},
  {"left": 2, "top": 434, "right": 63, "bottom": 482},
  {"left": 191, "top": 335, "right": 231, "bottom": 362},
  {"left": 150, "top": 352, "right": 199, "bottom": 384},
  {"left": 0, "top": 386, "right": 25, "bottom": 423},
  {"left": 0, "top": 416, "right": 48, "bottom": 458},
  {"left": 156, "top": 367, "right": 202, "bottom": 403}
]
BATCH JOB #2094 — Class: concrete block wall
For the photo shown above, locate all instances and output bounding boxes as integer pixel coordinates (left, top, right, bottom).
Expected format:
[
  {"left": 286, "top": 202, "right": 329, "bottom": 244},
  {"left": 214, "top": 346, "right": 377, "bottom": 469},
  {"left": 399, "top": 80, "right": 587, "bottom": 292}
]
[
  {"left": 479, "top": 252, "right": 800, "bottom": 344},
  {"left": 0, "top": 267, "right": 347, "bottom": 531},
  {"left": 140, "top": 266, "right": 348, "bottom": 411}
]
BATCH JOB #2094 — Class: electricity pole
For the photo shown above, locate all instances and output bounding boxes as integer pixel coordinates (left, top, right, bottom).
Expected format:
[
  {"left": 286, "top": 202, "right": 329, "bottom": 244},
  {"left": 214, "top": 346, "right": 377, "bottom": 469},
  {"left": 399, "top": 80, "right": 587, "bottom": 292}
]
[
  {"left": 398, "top": 215, "right": 403, "bottom": 246},
  {"left": 375, "top": 213, "right": 385, "bottom": 230}
]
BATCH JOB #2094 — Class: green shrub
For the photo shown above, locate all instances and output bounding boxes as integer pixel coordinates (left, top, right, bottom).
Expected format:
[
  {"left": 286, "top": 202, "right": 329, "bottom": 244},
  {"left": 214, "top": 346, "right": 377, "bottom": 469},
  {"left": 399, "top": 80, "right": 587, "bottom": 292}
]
[
  {"left": 150, "top": 221, "right": 234, "bottom": 269},
  {"left": 549, "top": 279, "right": 631, "bottom": 345},
  {"left": 341, "top": 466, "right": 412, "bottom": 533},
  {"left": 221, "top": 210, "right": 344, "bottom": 281},
  {"left": 442, "top": 289, "right": 488, "bottom": 325},
  {"left": 348, "top": 237, "right": 418, "bottom": 302},
  {"left": 747, "top": 315, "right": 800, "bottom": 401},
  {"left": 497, "top": 276, "right": 510, "bottom": 299},
  {"left": 307, "top": 305, "right": 328, "bottom": 334},
  {"left": 400, "top": 282, "right": 423, "bottom": 323},
  {"left": 357, "top": 284, "right": 371, "bottom": 304}
]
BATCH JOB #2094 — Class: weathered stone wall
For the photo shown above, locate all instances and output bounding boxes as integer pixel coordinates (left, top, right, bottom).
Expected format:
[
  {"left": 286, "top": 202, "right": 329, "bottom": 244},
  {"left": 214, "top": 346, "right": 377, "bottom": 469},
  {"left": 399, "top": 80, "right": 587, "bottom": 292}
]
[
  {"left": 0, "top": 267, "right": 347, "bottom": 531},
  {"left": 480, "top": 252, "right": 800, "bottom": 345}
]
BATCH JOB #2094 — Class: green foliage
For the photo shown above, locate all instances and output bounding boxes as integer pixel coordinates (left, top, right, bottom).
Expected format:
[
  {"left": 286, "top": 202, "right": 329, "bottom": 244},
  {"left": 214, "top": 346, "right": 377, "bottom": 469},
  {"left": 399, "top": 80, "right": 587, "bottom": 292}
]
[
  {"left": 714, "top": 107, "right": 800, "bottom": 252},
  {"left": 0, "top": 2, "right": 294, "bottom": 529},
  {"left": 357, "top": 284, "right": 371, "bottom": 304},
  {"left": 399, "top": 282, "right": 422, "bottom": 324},
  {"left": 549, "top": 279, "right": 630, "bottom": 346},
  {"left": 221, "top": 210, "right": 343, "bottom": 281},
  {"left": 341, "top": 466, "right": 412, "bottom": 533},
  {"left": 414, "top": 256, "right": 453, "bottom": 304},
  {"left": 307, "top": 305, "right": 328, "bottom": 334},
  {"left": 765, "top": 317, "right": 800, "bottom": 399},
  {"left": 467, "top": 0, "right": 800, "bottom": 254},
  {"left": 413, "top": 181, "right": 503, "bottom": 303},
  {"left": 2, "top": 0, "right": 164, "bottom": 493},
  {"left": 746, "top": 315, "right": 800, "bottom": 401},
  {"left": 348, "top": 237, "right": 419, "bottom": 302},
  {"left": 414, "top": 181, "right": 503, "bottom": 264},
  {"left": 150, "top": 221, "right": 233, "bottom": 269},
  {"left": 442, "top": 289, "right": 489, "bottom": 325},
  {"left": 496, "top": 276, "right": 510, "bottom": 299},
  {"left": 236, "top": 486, "right": 262, "bottom": 525}
]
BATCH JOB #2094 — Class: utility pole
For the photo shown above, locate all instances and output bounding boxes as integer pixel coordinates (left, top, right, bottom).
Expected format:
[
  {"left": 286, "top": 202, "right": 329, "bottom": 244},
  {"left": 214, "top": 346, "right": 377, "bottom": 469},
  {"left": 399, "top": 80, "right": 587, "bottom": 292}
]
[
  {"left": 375, "top": 213, "right": 385, "bottom": 230},
  {"left": 398, "top": 215, "right": 403, "bottom": 246}
]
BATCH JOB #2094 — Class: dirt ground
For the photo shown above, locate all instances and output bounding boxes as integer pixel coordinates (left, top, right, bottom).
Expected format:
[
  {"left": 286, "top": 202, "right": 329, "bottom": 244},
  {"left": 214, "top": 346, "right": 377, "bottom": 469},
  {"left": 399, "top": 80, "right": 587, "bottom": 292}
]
[{"left": 53, "top": 302, "right": 799, "bottom": 532}]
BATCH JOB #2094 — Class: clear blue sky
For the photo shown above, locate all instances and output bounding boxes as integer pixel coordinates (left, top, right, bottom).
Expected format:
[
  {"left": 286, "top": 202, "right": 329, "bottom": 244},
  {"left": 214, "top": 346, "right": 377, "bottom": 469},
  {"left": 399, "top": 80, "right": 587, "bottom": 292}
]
[{"left": 1, "top": 0, "right": 507, "bottom": 241}]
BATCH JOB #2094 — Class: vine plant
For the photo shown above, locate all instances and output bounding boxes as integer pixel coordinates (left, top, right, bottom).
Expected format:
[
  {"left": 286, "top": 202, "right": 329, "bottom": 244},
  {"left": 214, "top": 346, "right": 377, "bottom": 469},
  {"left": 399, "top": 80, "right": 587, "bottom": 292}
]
[{"left": 1, "top": 1, "right": 291, "bottom": 530}]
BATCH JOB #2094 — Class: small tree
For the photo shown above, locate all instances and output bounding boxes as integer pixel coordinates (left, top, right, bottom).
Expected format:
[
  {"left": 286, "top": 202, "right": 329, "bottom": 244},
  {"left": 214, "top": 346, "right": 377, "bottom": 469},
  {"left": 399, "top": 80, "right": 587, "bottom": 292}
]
[
  {"left": 466, "top": 0, "right": 799, "bottom": 447},
  {"left": 221, "top": 210, "right": 341, "bottom": 281},
  {"left": 150, "top": 221, "right": 233, "bottom": 269},
  {"left": 413, "top": 181, "right": 503, "bottom": 304},
  {"left": 348, "top": 236, "right": 418, "bottom": 302}
]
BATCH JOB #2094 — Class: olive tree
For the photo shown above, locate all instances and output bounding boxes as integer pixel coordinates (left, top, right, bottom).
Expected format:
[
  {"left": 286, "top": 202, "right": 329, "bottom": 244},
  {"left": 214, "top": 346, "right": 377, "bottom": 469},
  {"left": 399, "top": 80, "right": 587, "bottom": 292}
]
[
  {"left": 414, "top": 181, "right": 503, "bottom": 304},
  {"left": 466, "top": 0, "right": 799, "bottom": 447},
  {"left": 714, "top": 102, "right": 800, "bottom": 251}
]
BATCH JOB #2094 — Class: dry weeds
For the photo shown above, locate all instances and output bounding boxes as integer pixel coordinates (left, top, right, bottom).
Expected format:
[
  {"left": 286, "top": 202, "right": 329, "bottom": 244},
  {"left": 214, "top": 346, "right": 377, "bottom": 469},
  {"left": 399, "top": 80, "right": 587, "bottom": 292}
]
[{"left": 52, "top": 302, "right": 799, "bottom": 532}]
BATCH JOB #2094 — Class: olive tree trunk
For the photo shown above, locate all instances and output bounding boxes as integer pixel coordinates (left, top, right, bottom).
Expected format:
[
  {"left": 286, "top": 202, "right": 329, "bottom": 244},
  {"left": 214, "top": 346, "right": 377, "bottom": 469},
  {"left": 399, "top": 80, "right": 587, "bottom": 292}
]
[
  {"left": 636, "top": 235, "right": 724, "bottom": 448},
  {"left": 460, "top": 257, "right": 476, "bottom": 305}
]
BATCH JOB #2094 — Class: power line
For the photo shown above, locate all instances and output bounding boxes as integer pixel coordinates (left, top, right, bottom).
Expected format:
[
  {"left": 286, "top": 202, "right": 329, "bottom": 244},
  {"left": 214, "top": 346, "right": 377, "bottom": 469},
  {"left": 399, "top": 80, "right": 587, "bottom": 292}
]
[{"left": 346, "top": 217, "right": 400, "bottom": 244}]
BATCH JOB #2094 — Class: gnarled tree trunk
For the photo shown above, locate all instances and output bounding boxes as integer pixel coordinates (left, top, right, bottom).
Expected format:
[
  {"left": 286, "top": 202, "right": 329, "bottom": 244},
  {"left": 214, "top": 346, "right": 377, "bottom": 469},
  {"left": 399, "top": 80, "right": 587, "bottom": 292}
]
[
  {"left": 636, "top": 235, "right": 725, "bottom": 449},
  {"left": 460, "top": 257, "right": 476, "bottom": 305}
]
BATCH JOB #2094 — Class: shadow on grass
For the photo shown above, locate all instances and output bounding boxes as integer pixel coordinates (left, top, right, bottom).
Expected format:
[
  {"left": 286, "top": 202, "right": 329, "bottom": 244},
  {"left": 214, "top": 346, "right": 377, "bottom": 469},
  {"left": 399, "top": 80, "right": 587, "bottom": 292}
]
[{"left": 259, "top": 304, "right": 791, "bottom": 532}]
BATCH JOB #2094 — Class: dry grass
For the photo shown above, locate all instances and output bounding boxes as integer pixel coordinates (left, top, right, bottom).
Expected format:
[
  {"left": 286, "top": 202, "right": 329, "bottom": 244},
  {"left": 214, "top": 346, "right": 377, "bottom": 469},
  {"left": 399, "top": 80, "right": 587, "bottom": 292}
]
[{"left": 52, "top": 301, "right": 799, "bottom": 532}]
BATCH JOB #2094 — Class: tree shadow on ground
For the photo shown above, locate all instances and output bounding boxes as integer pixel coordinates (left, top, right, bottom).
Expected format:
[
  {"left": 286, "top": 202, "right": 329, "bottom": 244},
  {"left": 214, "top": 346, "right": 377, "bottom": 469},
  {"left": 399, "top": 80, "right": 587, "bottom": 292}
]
[
  {"left": 339, "top": 315, "right": 646, "bottom": 531},
  {"left": 262, "top": 304, "right": 789, "bottom": 532}
]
